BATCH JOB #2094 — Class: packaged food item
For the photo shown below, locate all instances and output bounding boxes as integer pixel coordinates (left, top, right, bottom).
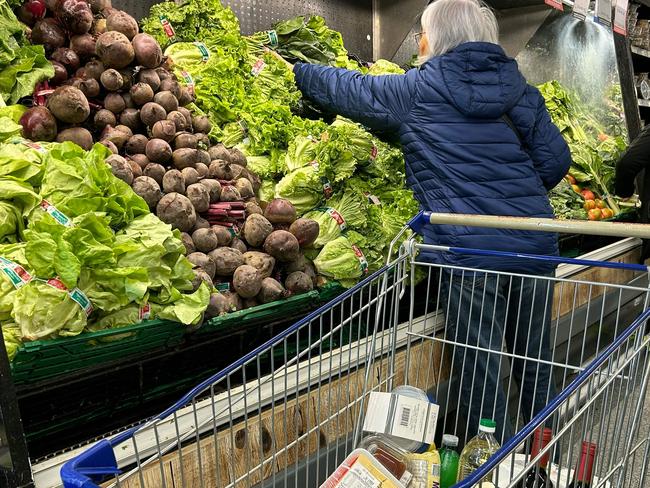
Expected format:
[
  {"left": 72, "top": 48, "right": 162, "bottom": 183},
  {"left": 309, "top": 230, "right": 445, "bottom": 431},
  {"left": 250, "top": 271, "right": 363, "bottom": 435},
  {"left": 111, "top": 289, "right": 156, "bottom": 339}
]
[
  {"left": 320, "top": 448, "right": 407, "bottom": 488},
  {"left": 358, "top": 435, "right": 414, "bottom": 486},
  {"left": 406, "top": 450, "right": 441, "bottom": 488},
  {"left": 363, "top": 385, "right": 439, "bottom": 453}
]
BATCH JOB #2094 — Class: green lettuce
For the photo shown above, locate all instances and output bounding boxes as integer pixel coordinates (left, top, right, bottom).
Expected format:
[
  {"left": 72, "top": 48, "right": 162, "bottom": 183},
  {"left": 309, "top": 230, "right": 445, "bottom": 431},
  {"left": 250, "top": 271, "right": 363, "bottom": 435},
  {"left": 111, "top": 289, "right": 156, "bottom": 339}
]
[
  {"left": 2, "top": 322, "right": 20, "bottom": 361},
  {"left": 368, "top": 59, "right": 405, "bottom": 76},
  {"left": 313, "top": 235, "right": 367, "bottom": 284},
  {"left": 275, "top": 165, "right": 325, "bottom": 214}
]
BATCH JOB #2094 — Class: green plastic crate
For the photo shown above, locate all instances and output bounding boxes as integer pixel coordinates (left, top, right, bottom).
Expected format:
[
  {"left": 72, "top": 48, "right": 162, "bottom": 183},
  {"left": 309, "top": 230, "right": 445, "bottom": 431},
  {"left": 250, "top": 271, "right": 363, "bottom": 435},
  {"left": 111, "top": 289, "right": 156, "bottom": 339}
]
[
  {"left": 10, "top": 318, "right": 185, "bottom": 385},
  {"left": 9, "top": 283, "right": 345, "bottom": 386}
]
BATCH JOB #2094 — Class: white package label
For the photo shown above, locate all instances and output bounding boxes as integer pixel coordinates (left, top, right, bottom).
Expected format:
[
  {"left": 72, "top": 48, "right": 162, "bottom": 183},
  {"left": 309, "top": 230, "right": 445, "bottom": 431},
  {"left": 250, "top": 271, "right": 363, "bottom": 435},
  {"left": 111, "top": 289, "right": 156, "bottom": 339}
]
[
  {"left": 614, "top": 0, "right": 629, "bottom": 35},
  {"left": 595, "top": 0, "right": 612, "bottom": 27},
  {"left": 363, "top": 392, "right": 439, "bottom": 444},
  {"left": 572, "top": 0, "right": 590, "bottom": 20}
]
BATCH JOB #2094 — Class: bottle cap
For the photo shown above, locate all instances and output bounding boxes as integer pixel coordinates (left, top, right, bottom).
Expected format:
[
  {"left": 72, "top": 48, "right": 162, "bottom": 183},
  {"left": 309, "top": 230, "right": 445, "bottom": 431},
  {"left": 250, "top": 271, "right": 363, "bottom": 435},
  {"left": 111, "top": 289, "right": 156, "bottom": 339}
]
[
  {"left": 442, "top": 434, "right": 459, "bottom": 447},
  {"left": 479, "top": 418, "right": 496, "bottom": 433}
]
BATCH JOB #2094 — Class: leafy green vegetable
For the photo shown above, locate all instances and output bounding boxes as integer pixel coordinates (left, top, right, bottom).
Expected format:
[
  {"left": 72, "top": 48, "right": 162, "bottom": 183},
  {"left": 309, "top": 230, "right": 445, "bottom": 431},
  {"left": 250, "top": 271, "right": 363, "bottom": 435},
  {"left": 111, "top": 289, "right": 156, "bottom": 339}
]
[
  {"left": 0, "top": 2, "right": 53, "bottom": 104},
  {"left": 2, "top": 322, "right": 20, "bottom": 361},
  {"left": 367, "top": 59, "right": 404, "bottom": 76},
  {"left": 313, "top": 235, "right": 367, "bottom": 284},
  {"left": 275, "top": 165, "right": 325, "bottom": 214}
]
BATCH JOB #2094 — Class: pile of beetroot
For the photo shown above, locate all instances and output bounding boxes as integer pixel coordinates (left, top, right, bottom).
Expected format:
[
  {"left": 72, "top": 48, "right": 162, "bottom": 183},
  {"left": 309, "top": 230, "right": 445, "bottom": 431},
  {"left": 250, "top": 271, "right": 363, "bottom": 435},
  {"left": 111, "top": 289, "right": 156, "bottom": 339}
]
[{"left": 13, "top": 0, "right": 322, "bottom": 317}]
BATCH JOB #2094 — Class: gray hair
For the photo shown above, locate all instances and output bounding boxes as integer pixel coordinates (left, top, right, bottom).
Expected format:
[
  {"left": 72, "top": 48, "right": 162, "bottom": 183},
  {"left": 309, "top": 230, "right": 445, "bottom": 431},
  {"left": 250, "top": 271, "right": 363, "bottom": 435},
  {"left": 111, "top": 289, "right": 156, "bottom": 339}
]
[{"left": 419, "top": 0, "right": 499, "bottom": 64}]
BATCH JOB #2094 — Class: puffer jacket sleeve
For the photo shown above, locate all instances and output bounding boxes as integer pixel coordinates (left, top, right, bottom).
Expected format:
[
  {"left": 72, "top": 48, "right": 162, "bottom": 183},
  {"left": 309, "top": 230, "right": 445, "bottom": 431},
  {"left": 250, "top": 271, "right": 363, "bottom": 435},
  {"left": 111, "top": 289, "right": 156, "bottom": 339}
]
[
  {"left": 293, "top": 63, "right": 416, "bottom": 132},
  {"left": 520, "top": 88, "right": 572, "bottom": 190}
]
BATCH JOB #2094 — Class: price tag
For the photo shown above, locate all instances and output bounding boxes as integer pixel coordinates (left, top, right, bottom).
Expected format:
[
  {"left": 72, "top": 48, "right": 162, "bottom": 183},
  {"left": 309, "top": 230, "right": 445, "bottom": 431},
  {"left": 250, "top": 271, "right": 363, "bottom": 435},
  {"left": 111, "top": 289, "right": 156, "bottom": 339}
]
[
  {"left": 0, "top": 257, "right": 32, "bottom": 289},
  {"left": 40, "top": 200, "right": 73, "bottom": 227},
  {"left": 193, "top": 42, "right": 210, "bottom": 62},
  {"left": 20, "top": 140, "right": 47, "bottom": 153},
  {"left": 595, "top": 0, "right": 612, "bottom": 27},
  {"left": 159, "top": 15, "right": 176, "bottom": 39},
  {"left": 613, "top": 0, "right": 629, "bottom": 35},
  {"left": 324, "top": 207, "right": 346, "bottom": 231},
  {"left": 352, "top": 245, "right": 368, "bottom": 274},
  {"left": 572, "top": 0, "right": 589, "bottom": 20},
  {"left": 44, "top": 278, "right": 94, "bottom": 316},
  {"left": 180, "top": 70, "right": 195, "bottom": 95},
  {"left": 139, "top": 303, "right": 152, "bottom": 321},
  {"left": 70, "top": 288, "right": 94, "bottom": 316},
  {"left": 251, "top": 59, "right": 267, "bottom": 76},
  {"left": 216, "top": 282, "right": 230, "bottom": 292},
  {"left": 321, "top": 178, "right": 333, "bottom": 199},
  {"left": 545, "top": 0, "right": 564, "bottom": 11},
  {"left": 364, "top": 192, "right": 381, "bottom": 206},
  {"left": 267, "top": 30, "right": 279, "bottom": 47}
]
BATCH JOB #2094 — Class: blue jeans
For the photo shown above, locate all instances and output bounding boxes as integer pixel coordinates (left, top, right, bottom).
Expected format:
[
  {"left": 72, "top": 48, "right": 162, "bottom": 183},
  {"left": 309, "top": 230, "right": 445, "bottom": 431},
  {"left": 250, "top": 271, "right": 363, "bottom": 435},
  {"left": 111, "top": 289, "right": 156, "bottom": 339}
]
[{"left": 440, "top": 270, "right": 557, "bottom": 445}]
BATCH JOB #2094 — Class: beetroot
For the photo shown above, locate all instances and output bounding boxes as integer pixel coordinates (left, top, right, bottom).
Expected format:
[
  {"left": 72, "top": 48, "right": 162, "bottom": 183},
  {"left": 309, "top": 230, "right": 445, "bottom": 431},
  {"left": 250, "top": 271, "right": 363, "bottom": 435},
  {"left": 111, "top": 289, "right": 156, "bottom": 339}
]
[
  {"left": 96, "top": 31, "right": 134, "bottom": 69},
  {"left": 69, "top": 34, "right": 96, "bottom": 61},
  {"left": 50, "top": 61, "right": 68, "bottom": 85},
  {"left": 132, "top": 33, "right": 163, "bottom": 68},
  {"left": 83, "top": 60, "right": 105, "bottom": 81},
  {"left": 100, "top": 69, "right": 123, "bottom": 91},
  {"left": 47, "top": 85, "right": 90, "bottom": 124},
  {"left": 20, "top": 107, "right": 57, "bottom": 142},
  {"left": 104, "top": 93, "right": 126, "bottom": 113},
  {"left": 56, "top": 0, "right": 93, "bottom": 34},
  {"left": 137, "top": 69, "right": 161, "bottom": 91},
  {"left": 94, "top": 109, "right": 116, "bottom": 131},
  {"left": 263, "top": 230, "right": 300, "bottom": 262},
  {"left": 16, "top": 0, "right": 47, "bottom": 27},
  {"left": 264, "top": 198, "right": 297, "bottom": 224},
  {"left": 88, "top": 0, "right": 110, "bottom": 13},
  {"left": 31, "top": 18, "right": 66, "bottom": 53},
  {"left": 130, "top": 83, "right": 154, "bottom": 106},
  {"left": 106, "top": 10, "right": 139, "bottom": 40},
  {"left": 56, "top": 127, "right": 93, "bottom": 150},
  {"left": 51, "top": 48, "right": 80, "bottom": 74},
  {"left": 289, "top": 218, "right": 320, "bottom": 248}
]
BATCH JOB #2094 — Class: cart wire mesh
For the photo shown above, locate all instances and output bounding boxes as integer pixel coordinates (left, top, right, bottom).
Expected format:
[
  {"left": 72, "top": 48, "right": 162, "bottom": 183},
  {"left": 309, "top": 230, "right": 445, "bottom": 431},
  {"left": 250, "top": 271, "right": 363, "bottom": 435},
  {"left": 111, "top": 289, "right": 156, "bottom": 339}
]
[{"left": 60, "top": 213, "right": 650, "bottom": 488}]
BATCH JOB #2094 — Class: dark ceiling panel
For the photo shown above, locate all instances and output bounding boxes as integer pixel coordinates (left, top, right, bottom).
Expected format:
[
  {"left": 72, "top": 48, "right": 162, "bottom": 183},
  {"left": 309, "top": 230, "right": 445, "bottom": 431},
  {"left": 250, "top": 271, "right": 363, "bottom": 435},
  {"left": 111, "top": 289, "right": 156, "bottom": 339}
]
[{"left": 486, "top": 0, "right": 545, "bottom": 9}]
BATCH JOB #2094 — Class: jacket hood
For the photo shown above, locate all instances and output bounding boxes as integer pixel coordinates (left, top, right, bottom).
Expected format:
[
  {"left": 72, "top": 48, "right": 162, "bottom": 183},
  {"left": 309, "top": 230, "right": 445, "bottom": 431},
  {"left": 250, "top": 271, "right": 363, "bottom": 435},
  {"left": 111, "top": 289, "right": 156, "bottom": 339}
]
[{"left": 428, "top": 42, "right": 527, "bottom": 119}]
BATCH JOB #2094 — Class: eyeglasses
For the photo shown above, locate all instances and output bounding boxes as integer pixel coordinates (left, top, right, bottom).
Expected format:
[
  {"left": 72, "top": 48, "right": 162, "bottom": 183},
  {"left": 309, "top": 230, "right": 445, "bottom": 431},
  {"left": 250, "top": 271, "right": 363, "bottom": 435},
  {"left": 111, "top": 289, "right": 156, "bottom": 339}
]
[{"left": 414, "top": 31, "right": 425, "bottom": 44}]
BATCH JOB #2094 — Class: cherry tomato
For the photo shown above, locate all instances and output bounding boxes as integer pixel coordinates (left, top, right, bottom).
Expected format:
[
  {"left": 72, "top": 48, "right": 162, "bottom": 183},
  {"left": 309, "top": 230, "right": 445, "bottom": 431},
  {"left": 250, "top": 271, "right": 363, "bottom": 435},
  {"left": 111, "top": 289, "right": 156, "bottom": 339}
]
[
  {"left": 581, "top": 190, "right": 595, "bottom": 201},
  {"left": 601, "top": 208, "right": 614, "bottom": 219},
  {"left": 588, "top": 208, "right": 602, "bottom": 221},
  {"left": 584, "top": 200, "right": 596, "bottom": 210}
]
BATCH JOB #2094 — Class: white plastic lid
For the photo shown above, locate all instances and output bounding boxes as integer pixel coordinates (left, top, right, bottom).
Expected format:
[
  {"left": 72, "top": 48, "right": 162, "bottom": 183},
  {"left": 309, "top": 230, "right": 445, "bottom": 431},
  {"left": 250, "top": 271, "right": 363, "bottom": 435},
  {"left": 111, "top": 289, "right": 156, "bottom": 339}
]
[{"left": 442, "top": 434, "right": 459, "bottom": 447}]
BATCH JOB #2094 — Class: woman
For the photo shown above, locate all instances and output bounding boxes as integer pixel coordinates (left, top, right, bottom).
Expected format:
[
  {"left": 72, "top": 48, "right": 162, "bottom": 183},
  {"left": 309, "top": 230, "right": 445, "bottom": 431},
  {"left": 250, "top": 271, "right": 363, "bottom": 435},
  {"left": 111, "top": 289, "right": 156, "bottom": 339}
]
[
  {"left": 614, "top": 126, "right": 650, "bottom": 260},
  {"left": 291, "top": 0, "right": 571, "bottom": 443}
]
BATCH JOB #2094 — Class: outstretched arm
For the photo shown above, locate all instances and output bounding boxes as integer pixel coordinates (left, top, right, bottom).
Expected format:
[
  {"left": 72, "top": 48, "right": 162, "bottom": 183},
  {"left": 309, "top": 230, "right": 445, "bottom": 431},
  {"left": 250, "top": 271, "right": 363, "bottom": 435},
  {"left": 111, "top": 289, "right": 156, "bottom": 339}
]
[{"left": 293, "top": 63, "right": 416, "bottom": 132}]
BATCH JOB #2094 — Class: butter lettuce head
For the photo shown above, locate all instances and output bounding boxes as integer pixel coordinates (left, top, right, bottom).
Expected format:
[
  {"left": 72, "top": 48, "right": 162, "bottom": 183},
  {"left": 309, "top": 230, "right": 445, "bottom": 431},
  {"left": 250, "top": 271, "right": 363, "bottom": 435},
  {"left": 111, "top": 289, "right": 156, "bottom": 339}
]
[
  {"left": 313, "top": 235, "right": 364, "bottom": 282},
  {"left": 275, "top": 165, "right": 324, "bottom": 214}
]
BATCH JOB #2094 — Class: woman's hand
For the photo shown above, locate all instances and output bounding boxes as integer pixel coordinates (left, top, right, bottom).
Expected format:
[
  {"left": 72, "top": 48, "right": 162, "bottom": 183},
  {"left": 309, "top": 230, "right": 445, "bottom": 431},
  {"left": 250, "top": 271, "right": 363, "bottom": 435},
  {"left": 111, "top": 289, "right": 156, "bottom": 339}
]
[{"left": 264, "top": 47, "right": 294, "bottom": 70}]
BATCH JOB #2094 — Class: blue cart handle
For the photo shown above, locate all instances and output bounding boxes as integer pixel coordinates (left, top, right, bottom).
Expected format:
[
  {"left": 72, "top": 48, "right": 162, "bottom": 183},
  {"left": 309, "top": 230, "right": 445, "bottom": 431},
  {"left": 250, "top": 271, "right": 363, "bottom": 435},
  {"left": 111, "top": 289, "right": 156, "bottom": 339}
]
[{"left": 408, "top": 211, "right": 650, "bottom": 239}]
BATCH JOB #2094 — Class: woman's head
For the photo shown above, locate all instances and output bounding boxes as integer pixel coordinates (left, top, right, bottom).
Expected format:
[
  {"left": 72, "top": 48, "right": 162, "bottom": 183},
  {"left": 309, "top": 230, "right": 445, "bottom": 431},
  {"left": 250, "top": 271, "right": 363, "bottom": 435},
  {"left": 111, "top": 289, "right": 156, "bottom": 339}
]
[{"left": 418, "top": 0, "right": 499, "bottom": 64}]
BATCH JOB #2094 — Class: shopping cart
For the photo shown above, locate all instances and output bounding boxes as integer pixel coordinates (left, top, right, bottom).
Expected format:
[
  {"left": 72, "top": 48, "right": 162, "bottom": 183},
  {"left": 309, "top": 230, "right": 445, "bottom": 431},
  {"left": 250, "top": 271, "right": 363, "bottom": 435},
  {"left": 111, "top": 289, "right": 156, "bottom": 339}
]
[{"left": 60, "top": 212, "right": 650, "bottom": 488}]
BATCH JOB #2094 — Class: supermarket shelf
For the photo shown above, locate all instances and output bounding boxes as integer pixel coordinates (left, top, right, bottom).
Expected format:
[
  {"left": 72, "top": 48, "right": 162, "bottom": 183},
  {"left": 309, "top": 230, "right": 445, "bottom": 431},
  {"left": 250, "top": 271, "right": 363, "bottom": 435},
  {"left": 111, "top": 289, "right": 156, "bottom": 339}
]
[
  {"left": 632, "top": 46, "right": 650, "bottom": 58},
  {"left": 639, "top": 98, "right": 650, "bottom": 107}
]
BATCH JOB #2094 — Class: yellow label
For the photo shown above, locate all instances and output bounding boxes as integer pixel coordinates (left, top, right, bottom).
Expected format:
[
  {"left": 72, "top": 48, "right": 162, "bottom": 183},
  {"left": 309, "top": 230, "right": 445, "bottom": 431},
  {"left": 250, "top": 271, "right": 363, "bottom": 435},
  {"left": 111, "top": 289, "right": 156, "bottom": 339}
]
[{"left": 407, "top": 452, "right": 441, "bottom": 488}]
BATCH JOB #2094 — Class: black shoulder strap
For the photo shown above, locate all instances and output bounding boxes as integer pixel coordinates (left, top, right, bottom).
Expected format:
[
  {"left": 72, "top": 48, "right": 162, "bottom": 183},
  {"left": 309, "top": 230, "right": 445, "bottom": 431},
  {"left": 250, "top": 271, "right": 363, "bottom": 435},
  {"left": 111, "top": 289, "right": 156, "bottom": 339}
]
[{"left": 501, "top": 114, "right": 526, "bottom": 148}]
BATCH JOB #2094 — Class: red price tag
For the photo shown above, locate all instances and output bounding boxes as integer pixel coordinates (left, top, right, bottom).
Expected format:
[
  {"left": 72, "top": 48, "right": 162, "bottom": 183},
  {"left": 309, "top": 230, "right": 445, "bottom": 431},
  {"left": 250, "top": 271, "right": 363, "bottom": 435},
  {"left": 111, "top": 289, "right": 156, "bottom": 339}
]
[{"left": 545, "top": 0, "right": 564, "bottom": 11}]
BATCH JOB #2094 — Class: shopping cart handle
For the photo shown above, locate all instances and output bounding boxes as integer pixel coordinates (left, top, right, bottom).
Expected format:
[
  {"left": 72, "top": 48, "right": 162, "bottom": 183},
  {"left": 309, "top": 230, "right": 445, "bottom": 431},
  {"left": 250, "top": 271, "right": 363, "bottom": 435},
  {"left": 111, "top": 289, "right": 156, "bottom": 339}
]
[
  {"left": 408, "top": 211, "right": 650, "bottom": 239},
  {"left": 60, "top": 440, "right": 119, "bottom": 488}
]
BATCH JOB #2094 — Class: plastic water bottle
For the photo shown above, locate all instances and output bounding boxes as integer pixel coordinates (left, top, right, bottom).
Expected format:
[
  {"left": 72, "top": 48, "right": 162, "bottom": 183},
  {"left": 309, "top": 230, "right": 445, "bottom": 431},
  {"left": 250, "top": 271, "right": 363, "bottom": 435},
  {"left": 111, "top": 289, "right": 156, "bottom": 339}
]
[
  {"left": 459, "top": 419, "right": 500, "bottom": 482},
  {"left": 440, "top": 434, "right": 460, "bottom": 488}
]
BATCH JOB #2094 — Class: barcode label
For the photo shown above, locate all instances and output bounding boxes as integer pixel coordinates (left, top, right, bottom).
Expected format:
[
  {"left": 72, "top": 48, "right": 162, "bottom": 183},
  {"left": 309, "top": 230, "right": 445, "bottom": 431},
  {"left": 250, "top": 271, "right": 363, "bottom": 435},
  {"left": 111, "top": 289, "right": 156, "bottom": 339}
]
[{"left": 400, "top": 407, "right": 411, "bottom": 427}]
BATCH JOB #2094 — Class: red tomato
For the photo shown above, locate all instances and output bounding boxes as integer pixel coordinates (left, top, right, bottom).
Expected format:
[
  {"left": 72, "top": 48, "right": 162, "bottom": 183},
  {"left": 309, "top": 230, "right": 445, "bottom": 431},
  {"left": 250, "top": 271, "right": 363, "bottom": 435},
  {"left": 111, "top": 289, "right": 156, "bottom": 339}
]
[
  {"left": 595, "top": 199, "right": 606, "bottom": 209},
  {"left": 581, "top": 189, "right": 595, "bottom": 201},
  {"left": 588, "top": 208, "right": 602, "bottom": 221},
  {"left": 583, "top": 200, "right": 596, "bottom": 210}
]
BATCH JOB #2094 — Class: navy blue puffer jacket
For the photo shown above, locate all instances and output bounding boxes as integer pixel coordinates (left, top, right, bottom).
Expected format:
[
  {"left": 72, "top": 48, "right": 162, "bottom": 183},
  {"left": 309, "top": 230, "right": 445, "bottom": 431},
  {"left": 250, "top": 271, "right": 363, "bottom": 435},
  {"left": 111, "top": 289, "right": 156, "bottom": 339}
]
[{"left": 293, "top": 42, "right": 572, "bottom": 274}]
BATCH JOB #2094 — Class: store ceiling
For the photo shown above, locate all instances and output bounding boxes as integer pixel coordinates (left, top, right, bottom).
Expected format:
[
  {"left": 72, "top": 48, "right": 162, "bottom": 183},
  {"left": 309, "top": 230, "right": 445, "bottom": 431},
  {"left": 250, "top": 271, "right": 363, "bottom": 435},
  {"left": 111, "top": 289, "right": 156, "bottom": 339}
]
[{"left": 488, "top": 0, "right": 548, "bottom": 8}]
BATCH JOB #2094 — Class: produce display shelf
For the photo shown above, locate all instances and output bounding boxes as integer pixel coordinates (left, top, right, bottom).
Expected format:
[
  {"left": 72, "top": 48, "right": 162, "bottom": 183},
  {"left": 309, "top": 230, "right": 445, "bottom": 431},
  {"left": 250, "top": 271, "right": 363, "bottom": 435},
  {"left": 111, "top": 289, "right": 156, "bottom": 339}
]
[
  {"left": 10, "top": 284, "right": 344, "bottom": 388},
  {"left": 631, "top": 46, "right": 650, "bottom": 58}
]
